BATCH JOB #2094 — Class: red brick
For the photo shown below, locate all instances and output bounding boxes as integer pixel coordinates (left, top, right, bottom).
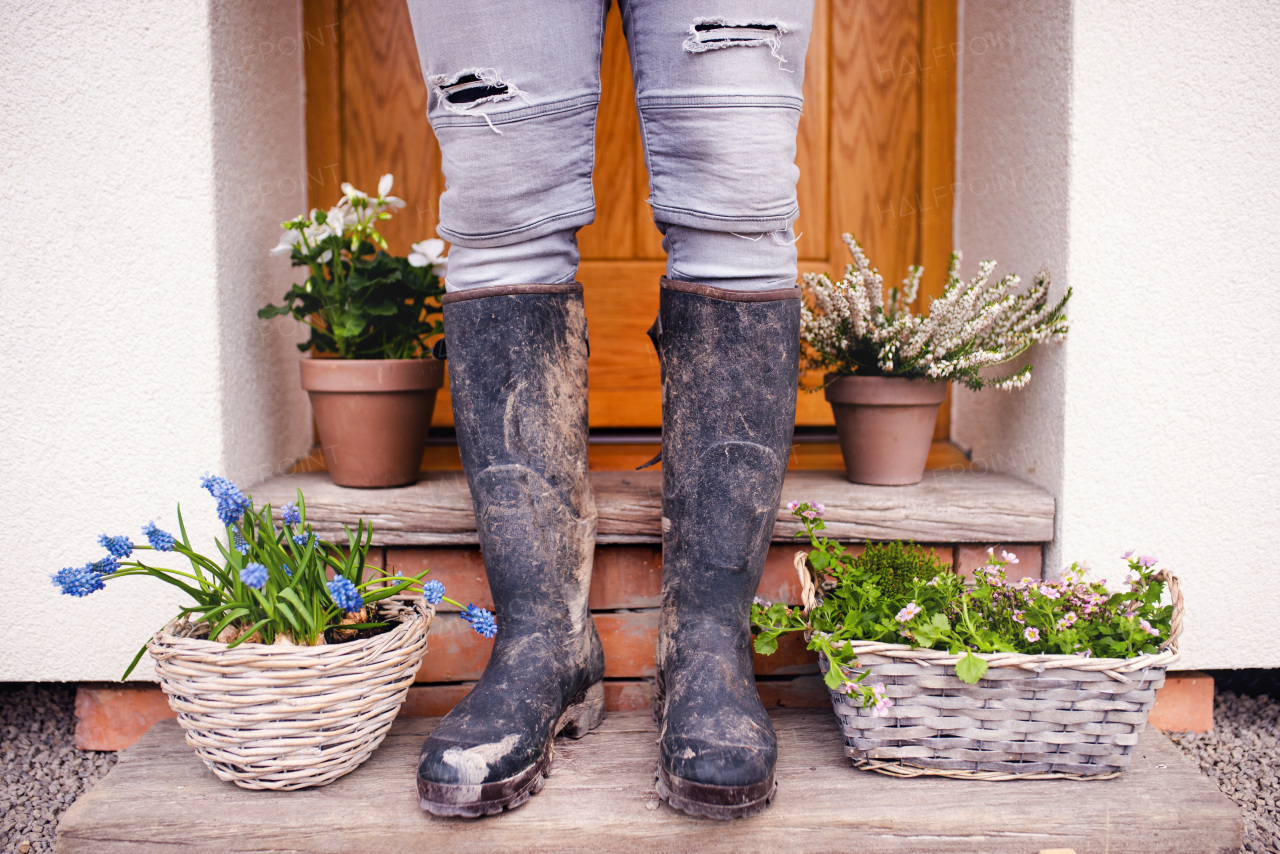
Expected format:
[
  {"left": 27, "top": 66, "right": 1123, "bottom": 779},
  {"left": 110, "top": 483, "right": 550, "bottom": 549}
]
[
  {"left": 403, "top": 683, "right": 473, "bottom": 717},
  {"left": 588, "top": 547, "right": 661, "bottom": 610},
  {"left": 75, "top": 684, "right": 174, "bottom": 751},
  {"left": 387, "top": 545, "right": 664, "bottom": 613},
  {"left": 756, "top": 676, "right": 831, "bottom": 709},
  {"left": 387, "top": 548, "right": 489, "bottom": 612},
  {"left": 404, "top": 679, "right": 656, "bottom": 717},
  {"left": 1149, "top": 671, "right": 1214, "bottom": 733},
  {"left": 605, "top": 680, "right": 655, "bottom": 711},
  {"left": 416, "top": 610, "right": 663, "bottom": 682},
  {"left": 955, "top": 544, "right": 1042, "bottom": 583},
  {"left": 417, "top": 613, "right": 495, "bottom": 682},
  {"left": 753, "top": 629, "right": 819, "bottom": 676},
  {"left": 596, "top": 612, "right": 658, "bottom": 678}
]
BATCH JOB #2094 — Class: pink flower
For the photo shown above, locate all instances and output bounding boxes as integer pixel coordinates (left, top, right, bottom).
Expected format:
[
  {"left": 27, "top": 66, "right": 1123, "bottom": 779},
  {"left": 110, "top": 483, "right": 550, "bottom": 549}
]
[
  {"left": 802, "top": 509, "right": 817, "bottom": 519},
  {"left": 1139, "top": 618, "right": 1159, "bottom": 637},
  {"left": 1002, "top": 550, "right": 1019, "bottom": 564},
  {"left": 786, "top": 500, "right": 802, "bottom": 512},
  {"left": 1012, "top": 609, "right": 1025, "bottom": 624},
  {"left": 1138, "top": 555, "right": 1157, "bottom": 568},
  {"left": 1039, "top": 585, "right": 1061, "bottom": 600},
  {"left": 896, "top": 602, "right": 922, "bottom": 623},
  {"left": 869, "top": 686, "right": 893, "bottom": 717},
  {"left": 1024, "top": 627, "right": 1040, "bottom": 642},
  {"left": 1122, "top": 549, "right": 1134, "bottom": 560},
  {"left": 813, "top": 502, "right": 826, "bottom": 516}
]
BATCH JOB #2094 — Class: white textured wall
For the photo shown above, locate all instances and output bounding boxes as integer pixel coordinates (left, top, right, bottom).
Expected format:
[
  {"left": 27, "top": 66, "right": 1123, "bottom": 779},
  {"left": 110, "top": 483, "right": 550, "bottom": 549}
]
[
  {"left": 955, "top": 0, "right": 1280, "bottom": 669},
  {"left": 0, "top": 0, "right": 310, "bottom": 681}
]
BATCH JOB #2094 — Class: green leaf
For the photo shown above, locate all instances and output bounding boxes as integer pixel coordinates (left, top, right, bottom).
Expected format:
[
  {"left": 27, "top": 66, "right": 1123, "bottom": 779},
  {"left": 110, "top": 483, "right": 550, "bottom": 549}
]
[
  {"left": 279, "top": 589, "right": 316, "bottom": 630},
  {"left": 822, "top": 660, "right": 845, "bottom": 689},
  {"left": 911, "top": 621, "right": 943, "bottom": 647},
  {"left": 120, "top": 642, "right": 149, "bottom": 680},
  {"left": 809, "top": 550, "right": 830, "bottom": 571},
  {"left": 209, "top": 608, "right": 251, "bottom": 641},
  {"left": 955, "top": 651, "right": 989, "bottom": 684},
  {"left": 753, "top": 632, "right": 780, "bottom": 655}
]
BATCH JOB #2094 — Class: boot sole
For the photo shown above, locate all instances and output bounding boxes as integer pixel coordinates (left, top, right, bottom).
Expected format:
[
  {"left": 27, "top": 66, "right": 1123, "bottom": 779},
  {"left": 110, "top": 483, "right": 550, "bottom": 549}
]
[
  {"left": 655, "top": 764, "right": 776, "bottom": 820},
  {"left": 417, "top": 681, "right": 605, "bottom": 818}
]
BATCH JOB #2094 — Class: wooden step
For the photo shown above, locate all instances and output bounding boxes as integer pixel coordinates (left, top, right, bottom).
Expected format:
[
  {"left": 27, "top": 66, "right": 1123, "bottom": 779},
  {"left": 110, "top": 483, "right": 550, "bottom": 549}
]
[
  {"left": 251, "top": 468, "right": 1055, "bottom": 546},
  {"left": 58, "top": 710, "right": 1241, "bottom": 854}
]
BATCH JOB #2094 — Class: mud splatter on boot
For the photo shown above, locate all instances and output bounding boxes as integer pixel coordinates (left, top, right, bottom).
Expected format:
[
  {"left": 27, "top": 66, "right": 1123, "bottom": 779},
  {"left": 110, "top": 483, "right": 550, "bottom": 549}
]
[
  {"left": 650, "top": 278, "right": 800, "bottom": 819},
  {"left": 416, "top": 283, "right": 605, "bottom": 818}
]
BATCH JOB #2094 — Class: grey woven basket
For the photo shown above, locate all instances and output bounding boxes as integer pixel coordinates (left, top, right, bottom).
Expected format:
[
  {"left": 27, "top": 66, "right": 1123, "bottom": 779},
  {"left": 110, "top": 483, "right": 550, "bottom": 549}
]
[
  {"left": 148, "top": 597, "right": 433, "bottom": 790},
  {"left": 799, "top": 553, "right": 1183, "bottom": 780}
]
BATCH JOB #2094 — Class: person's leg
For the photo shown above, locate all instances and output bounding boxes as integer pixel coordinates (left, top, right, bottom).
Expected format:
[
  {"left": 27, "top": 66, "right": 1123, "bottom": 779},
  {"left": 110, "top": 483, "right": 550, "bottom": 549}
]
[
  {"left": 406, "top": 0, "right": 608, "bottom": 817},
  {"left": 619, "top": 0, "right": 814, "bottom": 819},
  {"left": 407, "top": 0, "right": 606, "bottom": 290}
]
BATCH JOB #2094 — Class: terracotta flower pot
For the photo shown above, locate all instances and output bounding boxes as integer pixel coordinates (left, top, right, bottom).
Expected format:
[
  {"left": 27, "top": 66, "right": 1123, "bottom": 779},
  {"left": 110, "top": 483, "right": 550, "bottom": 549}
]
[
  {"left": 300, "top": 357, "right": 444, "bottom": 488},
  {"left": 824, "top": 374, "right": 948, "bottom": 486}
]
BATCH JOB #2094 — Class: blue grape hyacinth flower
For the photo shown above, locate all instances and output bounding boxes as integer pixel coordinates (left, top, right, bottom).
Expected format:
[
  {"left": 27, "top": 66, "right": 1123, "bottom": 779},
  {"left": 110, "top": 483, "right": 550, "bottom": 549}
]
[
  {"left": 233, "top": 530, "right": 249, "bottom": 555},
  {"left": 142, "top": 521, "right": 175, "bottom": 552},
  {"left": 462, "top": 604, "right": 497, "bottom": 639},
  {"left": 240, "top": 562, "right": 268, "bottom": 590},
  {"left": 292, "top": 533, "right": 310, "bottom": 547},
  {"left": 87, "top": 556, "right": 120, "bottom": 576},
  {"left": 53, "top": 565, "right": 105, "bottom": 597},
  {"left": 327, "top": 577, "right": 364, "bottom": 613},
  {"left": 422, "top": 579, "right": 445, "bottom": 605},
  {"left": 98, "top": 534, "right": 133, "bottom": 559},
  {"left": 200, "top": 473, "right": 252, "bottom": 527},
  {"left": 281, "top": 503, "right": 301, "bottom": 527}
]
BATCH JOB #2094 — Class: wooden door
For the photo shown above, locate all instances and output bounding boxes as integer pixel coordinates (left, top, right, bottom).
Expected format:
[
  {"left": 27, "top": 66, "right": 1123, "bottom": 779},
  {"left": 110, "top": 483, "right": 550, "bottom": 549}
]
[{"left": 303, "top": 0, "right": 957, "bottom": 435}]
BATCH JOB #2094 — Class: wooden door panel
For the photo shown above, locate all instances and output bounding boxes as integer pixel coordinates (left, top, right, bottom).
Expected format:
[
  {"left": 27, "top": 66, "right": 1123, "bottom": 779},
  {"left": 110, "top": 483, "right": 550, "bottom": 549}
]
[{"left": 306, "top": 0, "right": 956, "bottom": 432}]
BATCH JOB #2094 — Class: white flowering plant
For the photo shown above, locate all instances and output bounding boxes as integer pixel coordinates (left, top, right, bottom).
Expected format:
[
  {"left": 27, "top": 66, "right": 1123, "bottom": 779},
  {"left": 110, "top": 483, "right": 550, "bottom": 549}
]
[
  {"left": 53, "top": 475, "right": 495, "bottom": 678},
  {"left": 260, "top": 174, "right": 447, "bottom": 360},
  {"left": 801, "top": 235, "right": 1071, "bottom": 391},
  {"left": 751, "top": 502, "right": 1173, "bottom": 715}
]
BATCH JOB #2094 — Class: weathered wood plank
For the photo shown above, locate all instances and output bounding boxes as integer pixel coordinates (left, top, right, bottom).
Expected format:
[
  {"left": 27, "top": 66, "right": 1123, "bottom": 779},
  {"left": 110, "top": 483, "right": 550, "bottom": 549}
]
[
  {"left": 252, "top": 469, "right": 1054, "bottom": 546},
  {"left": 58, "top": 710, "right": 1241, "bottom": 854}
]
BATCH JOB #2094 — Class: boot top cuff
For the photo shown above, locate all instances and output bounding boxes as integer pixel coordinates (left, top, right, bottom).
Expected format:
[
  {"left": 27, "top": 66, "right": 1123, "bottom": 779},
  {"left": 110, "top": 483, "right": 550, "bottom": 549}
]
[
  {"left": 660, "top": 277, "right": 800, "bottom": 303},
  {"left": 442, "top": 282, "right": 583, "bottom": 305}
]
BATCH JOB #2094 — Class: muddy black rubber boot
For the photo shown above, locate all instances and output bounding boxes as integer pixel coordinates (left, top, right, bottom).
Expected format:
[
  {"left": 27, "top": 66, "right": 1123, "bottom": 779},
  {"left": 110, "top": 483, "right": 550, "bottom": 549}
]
[
  {"left": 416, "top": 283, "right": 606, "bottom": 818},
  {"left": 649, "top": 278, "right": 801, "bottom": 819}
]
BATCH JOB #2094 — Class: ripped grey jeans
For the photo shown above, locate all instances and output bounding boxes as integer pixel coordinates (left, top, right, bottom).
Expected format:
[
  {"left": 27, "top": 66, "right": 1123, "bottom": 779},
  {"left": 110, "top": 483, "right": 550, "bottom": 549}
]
[{"left": 406, "top": 0, "right": 814, "bottom": 291}]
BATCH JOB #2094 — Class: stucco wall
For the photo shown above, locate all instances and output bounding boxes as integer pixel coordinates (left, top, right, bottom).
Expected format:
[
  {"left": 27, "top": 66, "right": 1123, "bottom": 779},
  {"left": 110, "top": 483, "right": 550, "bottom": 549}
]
[
  {"left": 954, "top": 0, "right": 1280, "bottom": 669},
  {"left": 0, "top": 0, "right": 310, "bottom": 682}
]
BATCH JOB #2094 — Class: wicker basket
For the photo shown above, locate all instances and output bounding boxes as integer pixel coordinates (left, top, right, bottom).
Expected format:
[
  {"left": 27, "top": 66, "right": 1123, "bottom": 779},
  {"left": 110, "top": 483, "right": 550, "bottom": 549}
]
[
  {"left": 147, "top": 597, "right": 433, "bottom": 790},
  {"left": 798, "top": 553, "right": 1183, "bottom": 780}
]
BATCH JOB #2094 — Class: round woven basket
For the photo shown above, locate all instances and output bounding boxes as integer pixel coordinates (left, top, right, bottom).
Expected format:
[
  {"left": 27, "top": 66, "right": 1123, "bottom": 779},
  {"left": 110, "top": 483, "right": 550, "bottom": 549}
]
[
  {"left": 147, "top": 597, "right": 433, "bottom": 790},
  {"left": 798, "top": 553, "right": 1184, "bottom": 780}
]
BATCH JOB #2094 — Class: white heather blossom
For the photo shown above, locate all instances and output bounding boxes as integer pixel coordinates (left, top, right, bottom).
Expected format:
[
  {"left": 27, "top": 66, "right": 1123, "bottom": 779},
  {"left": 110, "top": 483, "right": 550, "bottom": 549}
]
[{"left": 801, "top": 236, "right": 1071, "bottom": 391}]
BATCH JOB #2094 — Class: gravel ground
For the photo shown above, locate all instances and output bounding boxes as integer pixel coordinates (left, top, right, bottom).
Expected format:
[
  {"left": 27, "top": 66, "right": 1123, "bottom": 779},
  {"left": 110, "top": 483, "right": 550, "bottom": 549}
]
[
  {"left": 0, "top": 684, "right": 115, "bottom": 854},
  {"left": 1, "top": 677, "right": 1277, "bottom": 852},
  {"left": 1169, "top": 675, "right": 1280, "bottom": 854}
]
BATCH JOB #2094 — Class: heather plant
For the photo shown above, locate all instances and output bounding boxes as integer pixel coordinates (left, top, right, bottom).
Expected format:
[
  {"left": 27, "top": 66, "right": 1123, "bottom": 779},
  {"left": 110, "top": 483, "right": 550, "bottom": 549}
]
[
  {"left": 260, "top": 174, "right": 446, "bottom": 359},
  {"left": 801, "top": 234, "right": 1071, "bottom": 390},
  {"left": 752, "top": 502, "right": 1173, "bottom": 714},
  {"left": 53, "top": 475, "right": 495, "bottom": 678}
]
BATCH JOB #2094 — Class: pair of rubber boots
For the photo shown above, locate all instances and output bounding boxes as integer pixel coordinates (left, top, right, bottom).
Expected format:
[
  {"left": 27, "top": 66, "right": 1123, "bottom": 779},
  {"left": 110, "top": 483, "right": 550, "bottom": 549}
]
[{"left": 416, "top": 278, "right": 799, "bottom": 820}]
